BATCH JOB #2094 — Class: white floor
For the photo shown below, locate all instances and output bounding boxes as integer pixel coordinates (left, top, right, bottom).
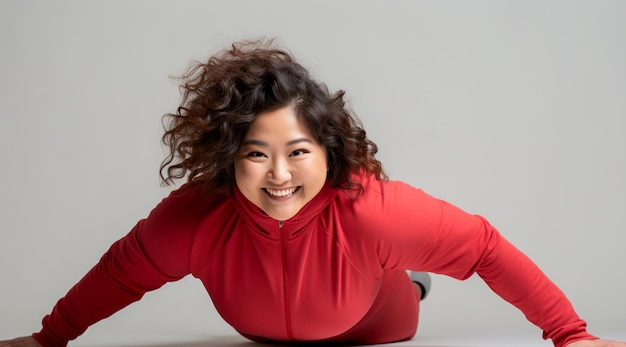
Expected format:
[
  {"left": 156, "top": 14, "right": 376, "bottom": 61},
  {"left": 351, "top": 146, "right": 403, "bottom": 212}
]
[
  {"left": 77, "top": 334, "right": 550, "bottom": 347},
  {"left": 74, "top": 333, "right": 626, "bottom": 347}
]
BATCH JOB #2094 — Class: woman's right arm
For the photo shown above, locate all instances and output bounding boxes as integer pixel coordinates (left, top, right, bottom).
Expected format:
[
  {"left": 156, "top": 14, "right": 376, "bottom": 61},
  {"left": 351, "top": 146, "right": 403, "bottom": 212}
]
[
  {"left": 31, "top": 218, "right": 190, "bottom": 346},
  {"left": 3, "top": 186, "right": 201, "bottom": 347}
]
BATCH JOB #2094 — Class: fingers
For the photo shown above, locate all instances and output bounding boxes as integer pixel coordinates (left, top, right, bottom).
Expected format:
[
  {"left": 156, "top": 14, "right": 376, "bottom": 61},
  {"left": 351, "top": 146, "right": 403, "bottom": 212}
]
[
  {"left": 566, "top": 339, "right": 626, "bottom": 347},
  {"left": 0, "top": 336, "right": 42, "bottom": 347}
]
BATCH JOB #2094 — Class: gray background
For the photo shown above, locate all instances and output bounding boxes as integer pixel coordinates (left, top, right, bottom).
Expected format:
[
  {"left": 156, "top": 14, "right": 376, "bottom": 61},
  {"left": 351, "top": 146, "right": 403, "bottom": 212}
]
[{"left": 1, "top": 1, "right": 624, "bottom": 345}]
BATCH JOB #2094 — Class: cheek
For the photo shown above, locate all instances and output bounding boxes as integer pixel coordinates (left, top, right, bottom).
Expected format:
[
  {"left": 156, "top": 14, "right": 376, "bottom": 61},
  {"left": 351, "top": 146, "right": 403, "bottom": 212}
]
[
  {"left": 234, "top": 161, "right": 252, "bottom": 188},
  {"left": 306, "top": 156, "right": 329, "bottom": 188},
  {"left": 315, "top": 152, "right": 329, "bottom": 177},
  {"left": 235, "top": 161, "right": 265, "bottom": 188}
]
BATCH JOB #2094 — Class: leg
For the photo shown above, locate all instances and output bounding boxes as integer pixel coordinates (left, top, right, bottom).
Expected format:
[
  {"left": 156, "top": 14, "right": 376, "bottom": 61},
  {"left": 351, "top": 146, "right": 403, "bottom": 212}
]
[
  {"left": 324, "top": 270, "right": 421, "bottom": 345},
  {"left": 410, "top": 271, "right": 432, "bottom": 300}
]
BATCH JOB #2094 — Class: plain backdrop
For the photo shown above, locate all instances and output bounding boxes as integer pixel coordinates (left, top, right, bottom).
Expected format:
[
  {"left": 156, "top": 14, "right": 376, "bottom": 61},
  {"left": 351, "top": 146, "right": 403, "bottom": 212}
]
[{"left": 1, "top": 1, "right": 625, "bottom": 346}]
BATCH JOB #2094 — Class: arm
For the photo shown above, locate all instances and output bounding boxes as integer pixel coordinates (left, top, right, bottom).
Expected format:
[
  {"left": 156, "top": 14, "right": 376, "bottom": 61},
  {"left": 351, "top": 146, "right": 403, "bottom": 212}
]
[
  {"left": 358, "top": 179, "right": 600, "bottom": 347},
  {"left": 31, "top": 220, "right": 188, "bottom": 346},
  {"left": 27, "top": 186, "right": 202, "bottom": 347}
]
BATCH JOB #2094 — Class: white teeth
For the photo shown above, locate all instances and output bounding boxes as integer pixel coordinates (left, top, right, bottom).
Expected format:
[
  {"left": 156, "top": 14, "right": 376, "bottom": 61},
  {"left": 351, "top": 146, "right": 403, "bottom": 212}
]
[{"left": 265, "top": 187, "right": 297, "bottom": 197}]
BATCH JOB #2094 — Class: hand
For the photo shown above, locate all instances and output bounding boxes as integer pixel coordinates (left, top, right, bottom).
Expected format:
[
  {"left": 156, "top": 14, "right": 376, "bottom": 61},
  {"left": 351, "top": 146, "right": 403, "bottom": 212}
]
[
  {"left": 0, "top": 337, "right": 42, "bottom": 347},
  {"left": 566, "top": 339, "right": 626, "bottom": 347}
]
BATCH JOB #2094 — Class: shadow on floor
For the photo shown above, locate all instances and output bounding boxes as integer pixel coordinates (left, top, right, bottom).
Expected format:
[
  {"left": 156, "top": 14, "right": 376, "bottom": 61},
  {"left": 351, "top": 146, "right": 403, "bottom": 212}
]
[{"left": 85, "top": 335, "right": 475, "bottom": 347}]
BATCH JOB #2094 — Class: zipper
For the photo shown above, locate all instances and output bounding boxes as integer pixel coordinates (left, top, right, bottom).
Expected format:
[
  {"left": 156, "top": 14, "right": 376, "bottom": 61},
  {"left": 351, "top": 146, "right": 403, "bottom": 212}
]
[{"left": 279, "top": 220, "right": 294, "bottom": 340}]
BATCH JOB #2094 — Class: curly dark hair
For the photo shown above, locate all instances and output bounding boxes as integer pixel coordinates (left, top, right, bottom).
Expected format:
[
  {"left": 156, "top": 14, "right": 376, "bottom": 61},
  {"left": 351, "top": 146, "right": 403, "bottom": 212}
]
[{"left": 160, "top": 39, "right": 386, "bottom": 195}]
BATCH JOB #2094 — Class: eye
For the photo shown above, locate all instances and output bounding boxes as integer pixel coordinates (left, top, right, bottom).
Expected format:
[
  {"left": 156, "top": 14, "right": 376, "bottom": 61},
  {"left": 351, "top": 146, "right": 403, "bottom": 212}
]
[
  {"left": 290, "top": 149, "right": 309, "bottom": 157},
  {"left": 247, "top": 151, "right": 267, "bottom": 158}
]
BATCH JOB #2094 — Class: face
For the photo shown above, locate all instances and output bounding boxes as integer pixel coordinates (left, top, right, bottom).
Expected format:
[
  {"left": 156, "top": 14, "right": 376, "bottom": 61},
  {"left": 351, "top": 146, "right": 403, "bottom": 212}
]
[{"left": 234, "top": 105, "right": 328, "bottom": 221}]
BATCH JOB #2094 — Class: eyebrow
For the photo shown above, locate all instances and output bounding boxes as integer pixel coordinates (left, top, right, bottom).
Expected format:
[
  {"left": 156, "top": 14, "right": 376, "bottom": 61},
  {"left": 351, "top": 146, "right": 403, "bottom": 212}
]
[{"left": 241, "top": 138, "right": 314, "bottom": 147}]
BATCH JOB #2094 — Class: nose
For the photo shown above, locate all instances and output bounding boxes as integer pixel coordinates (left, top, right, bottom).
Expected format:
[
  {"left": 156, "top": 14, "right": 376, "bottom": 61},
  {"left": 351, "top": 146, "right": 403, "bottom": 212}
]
[{"left": 267, "top": 157, "right": 292, "bottom": 183}]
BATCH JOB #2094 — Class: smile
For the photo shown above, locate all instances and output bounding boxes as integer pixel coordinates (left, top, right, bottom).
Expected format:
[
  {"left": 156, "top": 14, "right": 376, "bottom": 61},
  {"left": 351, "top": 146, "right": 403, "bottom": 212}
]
[{"left": 264, "top": 187, "right": 299, "bottom": 197}]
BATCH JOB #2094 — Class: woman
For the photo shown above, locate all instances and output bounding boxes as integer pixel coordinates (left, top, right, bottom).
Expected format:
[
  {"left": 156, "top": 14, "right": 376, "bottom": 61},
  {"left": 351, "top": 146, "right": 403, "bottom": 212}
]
[{"left": 1, "top": 40, "right": 623, "bottom": 347}]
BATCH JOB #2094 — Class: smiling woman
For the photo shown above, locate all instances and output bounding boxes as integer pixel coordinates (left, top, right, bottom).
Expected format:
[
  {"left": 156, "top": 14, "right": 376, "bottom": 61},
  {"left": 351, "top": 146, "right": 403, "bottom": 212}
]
[{"left": 1, "top": 39, "right": 625, "bottom": 347}]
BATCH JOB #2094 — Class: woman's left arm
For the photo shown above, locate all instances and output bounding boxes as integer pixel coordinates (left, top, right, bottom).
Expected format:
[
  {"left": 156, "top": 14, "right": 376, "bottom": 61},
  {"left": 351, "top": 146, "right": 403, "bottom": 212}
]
[
  {"left": 360, "top": 179, "right": 619, "bottom": 347},
  {"left": 567, "top": 340, "right": 626, "bottom": 347}
]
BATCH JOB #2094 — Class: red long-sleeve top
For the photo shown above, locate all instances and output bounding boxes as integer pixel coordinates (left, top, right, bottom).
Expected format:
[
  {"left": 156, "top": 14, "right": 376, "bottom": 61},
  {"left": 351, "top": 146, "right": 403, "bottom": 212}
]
[{"left": 32, "top": 175, "right": 596, "bottom": 346}]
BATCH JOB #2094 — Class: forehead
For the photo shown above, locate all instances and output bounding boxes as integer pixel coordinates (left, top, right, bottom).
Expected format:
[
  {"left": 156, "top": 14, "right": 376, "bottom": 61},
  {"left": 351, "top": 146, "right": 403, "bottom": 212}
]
[{"left": 244, "top": 106, "right": 313, "bottom": 139}]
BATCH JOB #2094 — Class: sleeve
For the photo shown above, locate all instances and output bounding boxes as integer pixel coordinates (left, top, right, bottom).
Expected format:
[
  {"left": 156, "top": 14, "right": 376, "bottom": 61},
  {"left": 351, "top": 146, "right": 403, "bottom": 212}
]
[
  {"left": 31, "top": 187, "right": 198, "bottom": 347},
  {"left": 357, "top": 180, "right": 597, "bottom": 347}
]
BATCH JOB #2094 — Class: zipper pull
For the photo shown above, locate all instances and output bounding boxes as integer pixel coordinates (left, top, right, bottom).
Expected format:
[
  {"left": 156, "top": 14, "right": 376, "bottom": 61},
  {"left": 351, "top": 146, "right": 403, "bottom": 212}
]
[{"left": 278, "top": 220, "right": 285, "bottom": 228}]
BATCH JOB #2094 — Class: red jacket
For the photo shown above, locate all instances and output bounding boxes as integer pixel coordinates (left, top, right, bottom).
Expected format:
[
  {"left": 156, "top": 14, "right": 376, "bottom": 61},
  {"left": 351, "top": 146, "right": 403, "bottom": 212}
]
[{"left": 33, "top": 174, "right": 595, "bottom": 346}]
